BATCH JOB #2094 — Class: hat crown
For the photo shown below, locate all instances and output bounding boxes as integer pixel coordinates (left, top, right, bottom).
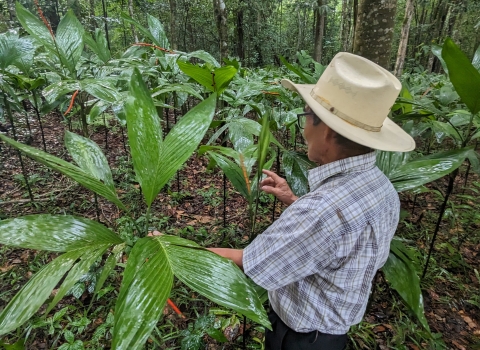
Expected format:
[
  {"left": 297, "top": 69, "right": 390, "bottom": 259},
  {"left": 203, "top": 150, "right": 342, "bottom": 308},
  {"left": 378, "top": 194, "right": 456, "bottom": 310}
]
[{"left": 311, "top": 52, "right": 401, "bottom": 129}]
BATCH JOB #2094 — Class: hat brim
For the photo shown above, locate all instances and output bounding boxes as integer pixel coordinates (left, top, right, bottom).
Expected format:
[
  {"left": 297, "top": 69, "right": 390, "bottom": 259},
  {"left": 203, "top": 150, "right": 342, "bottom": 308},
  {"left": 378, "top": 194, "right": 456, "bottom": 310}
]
[{"left": 281, "top": 79, "right": 415, "bottom": 152}]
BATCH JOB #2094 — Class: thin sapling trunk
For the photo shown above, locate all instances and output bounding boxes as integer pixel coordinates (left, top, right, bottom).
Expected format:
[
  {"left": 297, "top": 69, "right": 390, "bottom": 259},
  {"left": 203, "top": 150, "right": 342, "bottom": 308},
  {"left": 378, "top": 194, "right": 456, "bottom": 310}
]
[
  {"left": 3, "top": 93, "right": 34, "bottom": 202},
  {"left": 32, "top": 91, "right": 47, "bottom": 152}
]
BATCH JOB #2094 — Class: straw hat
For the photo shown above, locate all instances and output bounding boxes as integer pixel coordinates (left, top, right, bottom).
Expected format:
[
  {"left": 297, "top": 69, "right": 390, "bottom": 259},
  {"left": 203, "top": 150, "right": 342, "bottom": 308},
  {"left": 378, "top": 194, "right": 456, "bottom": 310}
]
[{"left": 281, "top": 52, "right": 415, "bottom": 152}]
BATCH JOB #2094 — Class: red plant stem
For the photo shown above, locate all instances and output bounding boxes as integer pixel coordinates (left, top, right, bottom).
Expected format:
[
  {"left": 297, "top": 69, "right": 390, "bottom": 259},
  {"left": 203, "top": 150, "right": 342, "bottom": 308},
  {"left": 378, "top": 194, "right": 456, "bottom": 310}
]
[
  {"left": 167, "top": 298, "right": 185, "bottom": 318},
  {"left": 261, "top": 91, "right": 280, "bottom": 95},
  {"left": 132, "top": 43, "right": 174, "bottom": 53},
  {"left": 33, "top": 0, "right": 55, "bottom": 39},
  {"left": 64, "top": 90, "right": 79, "bottom": 116}
]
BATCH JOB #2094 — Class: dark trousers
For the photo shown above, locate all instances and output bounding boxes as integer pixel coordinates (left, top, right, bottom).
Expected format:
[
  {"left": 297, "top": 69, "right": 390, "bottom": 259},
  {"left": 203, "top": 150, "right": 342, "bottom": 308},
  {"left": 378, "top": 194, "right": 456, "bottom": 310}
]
[{"left": 265, "top": 310, "right": 347, "bottom": 350}]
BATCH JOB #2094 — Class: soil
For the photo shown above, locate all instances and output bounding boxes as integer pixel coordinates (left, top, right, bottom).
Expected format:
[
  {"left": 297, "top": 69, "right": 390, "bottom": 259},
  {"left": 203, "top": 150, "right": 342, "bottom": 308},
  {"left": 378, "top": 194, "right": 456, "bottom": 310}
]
[{"left": 1, "top": 110, "right": 480, "bottom": 350}]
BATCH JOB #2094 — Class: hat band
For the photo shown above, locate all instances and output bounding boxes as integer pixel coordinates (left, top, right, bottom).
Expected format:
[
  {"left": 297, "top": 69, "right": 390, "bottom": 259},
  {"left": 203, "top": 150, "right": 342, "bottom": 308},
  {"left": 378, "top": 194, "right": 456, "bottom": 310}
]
[{"left": 309, "top": 90, "right": 382, "bottom": 132}]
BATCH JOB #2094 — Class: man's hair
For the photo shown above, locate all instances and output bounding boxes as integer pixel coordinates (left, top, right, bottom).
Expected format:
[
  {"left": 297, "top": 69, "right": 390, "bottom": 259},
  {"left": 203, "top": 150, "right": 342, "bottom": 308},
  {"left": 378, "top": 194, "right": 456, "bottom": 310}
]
[{"left": 313, "top": 115, "right": 373, "bottom": 154}]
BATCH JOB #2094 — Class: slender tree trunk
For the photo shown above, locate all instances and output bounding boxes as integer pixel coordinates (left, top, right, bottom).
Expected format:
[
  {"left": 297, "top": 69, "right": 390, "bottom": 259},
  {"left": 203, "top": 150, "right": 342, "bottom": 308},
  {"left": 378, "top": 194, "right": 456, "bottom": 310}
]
[
  {"left": 295, "top": 4, "right": 302, "bottom": 57},
  {"left": 168, "top": 0, "right": 177, "bottom": 50},
  {"left": 6, "top": 0, "right": 16, "bottom": 27},
  {"left": 89, "top": 0, "right": 96, "bottom": 32},
  {"left": 340, "top": 0, "right": 353, "bottom": 51},
  {"left": 353, "top": 0, "right": 399, "bottom": 69},
  {"left": 213, "top": 0, "right": 228, "bottom": 63},
  {"left": 236, "top": 7, "right": 245, "bottom": 61},
  {"left": 128, "top": 0, "right": 138, "bottom": 43},
  {"left": 394, "top": 0, "right": 414, "bottom": 76},
  {"left": 313, "top": 0, "right": 326, "bottom": 62},
  {"left": 101, "top": 0, "right": 111, "bottom": 51}
]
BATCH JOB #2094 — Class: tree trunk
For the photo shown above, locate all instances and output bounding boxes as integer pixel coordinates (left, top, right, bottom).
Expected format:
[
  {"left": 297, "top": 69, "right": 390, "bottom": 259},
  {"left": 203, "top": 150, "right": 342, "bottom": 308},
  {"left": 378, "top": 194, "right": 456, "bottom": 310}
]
[
  {"left": 353, "top": 0, "right": 399, "bottom": 69},
  {"left": 168, "top": 0, "right": 177, "bottom": 50},
  {"left": 6, "top": 0, "right": 16, "bottom": 27},
  {"left": 101, "top": 0, "right": 111, "bottom": 50},
  {"left": 295, "top": 4, "right": 302, "bottom": 57},
  {"left": 394, "top": 0, "right": 414, "bottom": 77},
  {"left": 89, "top": 0, "right": 96, "bottom": 32},
  {"left": 235, "top": 7, "right": 245, "bottom": 61},
  {"left": 128, "top": 0, "right": 138, "bottom": 43},
  {"left": 340, "top": 0, "right": 353, "bottom": 51},
  {"left": 213, "top": 0, "right": 228, "bottom": 64},
  {"left": 313, "top": 0, "right": 326, "bottom": 62}
]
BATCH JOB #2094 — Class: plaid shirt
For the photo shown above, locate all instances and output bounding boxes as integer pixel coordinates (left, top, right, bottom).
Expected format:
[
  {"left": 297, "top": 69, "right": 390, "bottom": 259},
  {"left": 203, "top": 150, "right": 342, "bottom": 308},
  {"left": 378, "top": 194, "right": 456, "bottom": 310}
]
[{"left": 243, "top": 152, "right": 399, "bottom": 335}]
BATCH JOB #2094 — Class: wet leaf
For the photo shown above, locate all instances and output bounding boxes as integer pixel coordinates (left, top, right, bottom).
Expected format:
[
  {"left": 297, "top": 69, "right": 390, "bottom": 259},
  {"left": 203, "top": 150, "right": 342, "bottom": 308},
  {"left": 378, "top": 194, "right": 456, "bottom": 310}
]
[
  {"left": 113, "top": 238, "right": 173, "bottom": 349},
  {"left": 65, "top": 131, "right": 116, "bottom": 192},
  {"left": 0, "top": 248, "right": 88, "bottom": 335},
  {"left": 376, "top": 148, "right": 471, "bottom": 192},
  {"left": 383, "top": 239, "right": 430, "bottom": 332},
  {"left": 0, "top": 214, "right": 123, "bottom": 251},
  {"left": 442, "top": 38, "right": 480, "bottom": 115},
  {"left": 0, "top": 135, "right": 126, "bottom": 210},
  {"left": 125, "top": 67, "right": 163, "bottom": 207},
  {"left": 158, "top": 236, "right": 271, "bottom": 329}
]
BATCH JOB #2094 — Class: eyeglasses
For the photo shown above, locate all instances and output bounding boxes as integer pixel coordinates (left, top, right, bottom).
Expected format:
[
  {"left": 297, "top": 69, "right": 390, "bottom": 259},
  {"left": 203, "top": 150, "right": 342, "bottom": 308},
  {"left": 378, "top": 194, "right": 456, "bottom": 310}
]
[{"left": 296, "top": 112, "right": 317, "bottom": 130}]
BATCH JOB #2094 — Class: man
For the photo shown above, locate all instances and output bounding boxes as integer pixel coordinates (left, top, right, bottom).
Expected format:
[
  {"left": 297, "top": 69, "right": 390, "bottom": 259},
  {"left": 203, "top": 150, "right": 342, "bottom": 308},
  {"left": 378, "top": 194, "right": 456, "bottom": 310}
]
[{"left": 208, "top": 52, "right": 415, "bottom": 349}]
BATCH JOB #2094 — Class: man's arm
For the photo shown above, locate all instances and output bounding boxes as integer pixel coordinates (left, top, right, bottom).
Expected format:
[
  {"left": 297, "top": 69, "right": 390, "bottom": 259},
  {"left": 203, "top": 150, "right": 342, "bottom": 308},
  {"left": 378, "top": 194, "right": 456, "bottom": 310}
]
[{"left": 207, "top": 248, "right": 244, "bottom": 270}]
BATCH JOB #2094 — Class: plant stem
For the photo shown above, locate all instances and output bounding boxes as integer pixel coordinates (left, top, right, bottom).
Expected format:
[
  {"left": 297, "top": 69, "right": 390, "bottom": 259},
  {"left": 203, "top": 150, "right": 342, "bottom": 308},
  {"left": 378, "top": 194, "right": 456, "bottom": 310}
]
[
  {"left": 121, "top": 126, "right": 127, "bottom": 154},
  {"left": 32, "top": 90, "right": 47, "bottom": 152},
  {"left": 103, "top": 113, "right": 109, "bottom": 151},
  {"left": 223, "top": 173, "right": 227, "bottom": 228},
  {"left": 145, "top": 206, "right": 151, "bottom": 237},
  {"left": 80, "top": 100, "right": 88, "bottom": 137},
  {"left": 21, "top": 100, "right": 33, "bottom": 142},
  {"left": 422, "top": 168, "right": 457, "bottom": 279},
  {"left": 463, "top": 140, "right": 478, "bottom": 189},
  {"left": 94, "top": 193, "right": 101, "bottom": 222},
  {"left": 3, "top": 93, "right": 34, "bottom": 202},
  {"left": 411, "top": 194, "right": 417, "bottom": 215}
]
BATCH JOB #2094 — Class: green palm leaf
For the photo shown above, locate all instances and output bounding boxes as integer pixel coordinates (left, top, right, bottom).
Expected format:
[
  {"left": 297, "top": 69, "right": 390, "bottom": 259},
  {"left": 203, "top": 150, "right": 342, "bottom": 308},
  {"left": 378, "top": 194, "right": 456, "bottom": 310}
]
[
  {"left": 376, "top": 148, "right": 471, "bottom": 192},
  {"left": 15, "top": 2, "right": 55, "bottom": 53},
  {"left": 46, "top": 244, "right": 110, "bottom": 314},
  {"left": 0, "top": 214, "right": 123, "bottom": 251},
  {"left": 55, "top": 10, "right": 84, "bottom": 74},
  {"left": 112, "top": 238, "right": 173, "bottom": 349},
  {"left": 0, "top": 248, "right": 88, "bottom": 335},
  {"left": 160, "top": 236, "right": 271, "bottom": 329},
  {"left": 158, "top": 94, "right": 217, "bottom": 192},
  {"left": 206, "top": 151, "right": 251, "bottom": 200},
  {"left": 125, "top": 68, "right": 163, "bottom": 207},
  {"left": 383, "top": 240, "right": 430, "bottom": 332},
  {"left": 65, "top": 131, "right": 116, "bottom": 193},
  {"left": 0, "top": 135, "right": 126, "bottom": 210}
]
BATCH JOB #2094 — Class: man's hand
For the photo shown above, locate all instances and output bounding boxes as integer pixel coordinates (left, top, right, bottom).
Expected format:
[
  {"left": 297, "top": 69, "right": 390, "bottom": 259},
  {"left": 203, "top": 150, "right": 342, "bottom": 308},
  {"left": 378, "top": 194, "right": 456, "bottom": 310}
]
[{"left": 260, "top": 169, "right": 298, "bottom": 206}]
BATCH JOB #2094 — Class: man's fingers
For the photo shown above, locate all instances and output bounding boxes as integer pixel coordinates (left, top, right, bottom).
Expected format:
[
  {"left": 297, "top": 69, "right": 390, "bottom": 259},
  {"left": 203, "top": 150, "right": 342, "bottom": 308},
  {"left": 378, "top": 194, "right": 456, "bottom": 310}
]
[
  {"left": 262, "top": 169, "right": 283, "bottom": 182},
  {"left": 260, "top": 177, "right": 275, "bottom": 187},
  {"left": 261, "top": 185, "right": 281, "bottom": 196},
  {"left": 148, "top": 230, "right": 163, "bottom": 237}
]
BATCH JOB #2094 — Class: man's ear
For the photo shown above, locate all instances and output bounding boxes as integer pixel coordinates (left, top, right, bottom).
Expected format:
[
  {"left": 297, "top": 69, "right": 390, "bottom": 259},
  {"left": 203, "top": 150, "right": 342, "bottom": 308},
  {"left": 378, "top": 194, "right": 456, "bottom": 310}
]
[{"left": 323, "top": 124, "right": 337, "bottom": 142}]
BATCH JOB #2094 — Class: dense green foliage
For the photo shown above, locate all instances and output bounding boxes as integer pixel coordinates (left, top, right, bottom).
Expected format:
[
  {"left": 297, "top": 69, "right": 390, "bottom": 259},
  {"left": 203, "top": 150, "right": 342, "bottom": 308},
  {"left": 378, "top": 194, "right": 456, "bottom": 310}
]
[{"left": 0, "top": 1, "right": 479, "bottom": 349}]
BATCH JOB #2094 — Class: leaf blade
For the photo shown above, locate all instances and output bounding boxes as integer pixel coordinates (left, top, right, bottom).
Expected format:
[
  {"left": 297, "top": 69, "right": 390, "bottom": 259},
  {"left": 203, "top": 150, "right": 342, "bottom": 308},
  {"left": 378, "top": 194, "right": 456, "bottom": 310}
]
[
  {"left": 125, "top": 68, "right": 163, "bottom": 207},
  {"left": 112, "top": 238, "right": 173, "bottom": 349},
  {"left": 0, "top": 249, "right": 87, "bottom": 335},
  {"left": 0, "top": 134, "right": 126, "bottom": 210},
  {"left": 0, "top": 214, "right": 123, "bottom": 251}
]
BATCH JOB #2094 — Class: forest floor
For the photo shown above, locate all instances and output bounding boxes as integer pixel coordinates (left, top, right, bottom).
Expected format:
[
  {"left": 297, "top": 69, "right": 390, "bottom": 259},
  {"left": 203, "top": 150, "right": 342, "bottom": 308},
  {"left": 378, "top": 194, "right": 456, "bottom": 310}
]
[{"left": 1, "top": 111, "right": 480, "bottom": 350}]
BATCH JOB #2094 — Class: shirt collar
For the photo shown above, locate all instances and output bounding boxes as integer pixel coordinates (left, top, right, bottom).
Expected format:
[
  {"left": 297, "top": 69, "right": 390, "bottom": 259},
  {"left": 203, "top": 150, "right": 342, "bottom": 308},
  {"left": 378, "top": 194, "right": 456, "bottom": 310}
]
[{"left": 308, "top": 152, "right": 377, "bottom": 191}]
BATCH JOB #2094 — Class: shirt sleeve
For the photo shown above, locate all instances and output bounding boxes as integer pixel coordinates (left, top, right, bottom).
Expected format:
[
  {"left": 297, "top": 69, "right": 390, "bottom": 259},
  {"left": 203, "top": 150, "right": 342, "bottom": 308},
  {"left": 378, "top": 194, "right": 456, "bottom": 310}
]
[{"left": 243, "top": 199, "right": 337, "bottom": 291}]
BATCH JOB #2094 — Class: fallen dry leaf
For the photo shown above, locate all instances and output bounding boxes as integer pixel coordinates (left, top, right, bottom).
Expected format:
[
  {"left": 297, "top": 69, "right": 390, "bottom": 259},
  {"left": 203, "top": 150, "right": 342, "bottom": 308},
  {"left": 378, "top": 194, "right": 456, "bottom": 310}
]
[
  {"left": 460, "top": 315, "right": 477, "bottom": 328},
  {"left": 0, "top": 265, "right": 13, "bottom": 273},
  {"left": 451, "top": 340, "right": 466, "bottom": 350}
]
